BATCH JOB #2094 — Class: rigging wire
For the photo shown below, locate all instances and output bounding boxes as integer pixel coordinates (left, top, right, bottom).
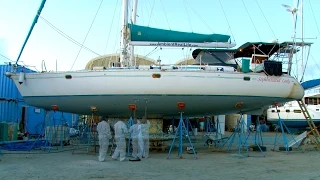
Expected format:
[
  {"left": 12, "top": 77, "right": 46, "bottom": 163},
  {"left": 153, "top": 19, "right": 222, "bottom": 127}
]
[
  {"left": 0, "top": 53, "right": 40, "bottom": 72},
  {"left": 310, "top": 53, "right": 320, "bottom": 71},
  {"left": 70, "top": 0, "right": 104, "bottom": 71},
  {"left": 160, "top": 0, "right": 171, "bottom": 30},
  {"left": 147, "top": 0, "right": 156, "bottom": 26},
  {"left": 104, "top": 0, "right": 120, "bottom": 54},
  {"left": 183, "top": 0, "right": 193, "bottom": 32},
  {"left": 144, "top": 1, "right": 150, "bottom": 25},
  {"left": 39, "top": 16, "right": 101, "bottom": 56},
  {"left": 255, "top": 0, "right": 277, "bottom": 40},
  {"left": 300, "top": 46, "right": 311, "bottom": 82},
  {"left": 308, "top": 0, "right": 320, "bottom": 37},
  {"left": 113, "top": 1, "right": 122, "bottom": 53},
  {"left": 183, "top": 0, "right": 214, "bottom": 33},
  {"left": 140, "top": 0, "right": 145, "bottom": 25},
  {"left": 144, "top": 46, "right": 159, "bottom": 58},
  {"left": 0, "top": 53, "right": 13, "bottom": 62},
  {"left": 240, "top": 0, "right": 262, "bottom": 41},
  {"left": 218, "top": 0, "right": 236, "bottom": 44}
]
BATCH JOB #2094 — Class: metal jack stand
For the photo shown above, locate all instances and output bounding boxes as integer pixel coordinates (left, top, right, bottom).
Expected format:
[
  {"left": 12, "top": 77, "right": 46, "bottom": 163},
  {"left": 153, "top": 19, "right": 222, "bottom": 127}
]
[
  {"left": 185, "top": 118, "right": 196, "bottom": 142},
  {"left": 203, "top": 117, "right": 214, "bottom": 141},
  {"left": 43, "top": 110, "right": 54, "bottom": 151},
  {"left": 57, "top": 112, "right": 68, "bottom": 149},
  {"left": 167, "top": 102, "right": 197, "bottom": 159},
  {"left": 244, "top": 116, "right": 266, "bottom": 157},
  {"left": 206, "top": 117, "right": 214, "bottom": 134},
  {"left": 37, "top": 105, "right": 61, "bottom": 152},
  {"left": 89, "top": 108, "right": 98, "bottom": 155},
  {"left": 223, "top": 113, "right": 249, "bottom": 157},
  {"left": 127, "top": 104, "right": 136, "bottom": 156},
  {"left": 205, "top": 116, "right": 226, "bottom": 148},
  {"left": 29, "top": 109, "right": 52, "bottom": 151},
  {"left": 72, "top": 106, "right": 98, "bottom": 155},
  {"left": 272, "top": 106, "right": 303, "bottom": 153}
]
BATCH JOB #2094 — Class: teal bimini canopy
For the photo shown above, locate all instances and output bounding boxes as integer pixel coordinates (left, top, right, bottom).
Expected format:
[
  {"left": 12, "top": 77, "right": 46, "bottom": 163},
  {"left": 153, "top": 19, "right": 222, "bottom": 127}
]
[{"left": 129, "top": 24, "right": 231, "bottom": 43}]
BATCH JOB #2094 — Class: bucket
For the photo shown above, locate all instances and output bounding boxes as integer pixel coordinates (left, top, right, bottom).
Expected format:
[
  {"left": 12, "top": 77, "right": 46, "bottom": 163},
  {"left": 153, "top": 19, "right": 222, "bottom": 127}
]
[{"left": 241, "top": 58, "right": 250, "bottom": 73}]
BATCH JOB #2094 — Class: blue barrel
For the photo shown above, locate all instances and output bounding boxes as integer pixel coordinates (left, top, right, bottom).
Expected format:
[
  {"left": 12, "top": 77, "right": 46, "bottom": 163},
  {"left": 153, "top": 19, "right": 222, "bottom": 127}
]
[{"left": 242, "top": 58, "right": 250, "bottom": 73}]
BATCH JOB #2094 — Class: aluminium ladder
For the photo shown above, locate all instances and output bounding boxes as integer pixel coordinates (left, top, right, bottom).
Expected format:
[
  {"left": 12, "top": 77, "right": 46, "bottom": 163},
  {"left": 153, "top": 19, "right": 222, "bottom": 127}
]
[{"left": 296, "top": 100, "right": 320, "bottom": 149}]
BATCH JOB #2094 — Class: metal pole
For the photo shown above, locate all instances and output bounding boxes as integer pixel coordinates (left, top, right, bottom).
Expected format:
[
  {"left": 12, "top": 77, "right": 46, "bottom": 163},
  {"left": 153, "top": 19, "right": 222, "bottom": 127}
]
[
  {"left": 130, "top": 0, "right": 138, "bottom": 67},
  {"left": 300, "top": 0, "right": 304, "bottom": 82},
  {"left": 120, "top": 0, "right": 129, "bottom": 67},
  {"left": 179, "top": 112, "right": 183, "bottom": 157}
]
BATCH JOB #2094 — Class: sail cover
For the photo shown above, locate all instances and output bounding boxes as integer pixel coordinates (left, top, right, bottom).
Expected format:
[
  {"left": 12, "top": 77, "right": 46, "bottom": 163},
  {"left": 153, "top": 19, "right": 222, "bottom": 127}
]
[
  {"left": 301, "top": 79, "right": 320, "bottom": 90},
  {"left": 129, "top": 24, "right": 231, "bottom": 44}
]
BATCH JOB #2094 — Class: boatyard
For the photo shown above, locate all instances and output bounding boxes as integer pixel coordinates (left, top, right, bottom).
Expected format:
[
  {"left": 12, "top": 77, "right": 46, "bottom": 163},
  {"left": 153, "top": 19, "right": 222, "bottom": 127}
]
[
  {"left": 1, "top": 0, "right": 320, "bottom": 179},
  {"left": 1, "top": 132, "right": 320, "bottom": 180}
]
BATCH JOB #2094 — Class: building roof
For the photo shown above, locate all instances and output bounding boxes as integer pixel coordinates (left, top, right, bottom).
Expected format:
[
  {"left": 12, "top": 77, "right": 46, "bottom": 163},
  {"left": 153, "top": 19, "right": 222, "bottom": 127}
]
[{"left": 85, "top": 53, "right": 157, "bottom": 69}]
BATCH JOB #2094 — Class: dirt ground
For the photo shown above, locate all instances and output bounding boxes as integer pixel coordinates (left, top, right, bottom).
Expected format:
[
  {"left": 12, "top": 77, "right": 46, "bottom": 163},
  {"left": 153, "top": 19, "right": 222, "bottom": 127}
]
[{"left": 1, "top": 132, "right": 320, "bottom": 180}]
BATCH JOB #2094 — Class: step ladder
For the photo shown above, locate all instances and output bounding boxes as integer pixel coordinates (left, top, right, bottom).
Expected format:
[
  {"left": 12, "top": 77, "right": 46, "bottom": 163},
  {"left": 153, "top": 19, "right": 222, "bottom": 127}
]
[{"left": 296, "top": 100, "right": 320, "bottom": 148}]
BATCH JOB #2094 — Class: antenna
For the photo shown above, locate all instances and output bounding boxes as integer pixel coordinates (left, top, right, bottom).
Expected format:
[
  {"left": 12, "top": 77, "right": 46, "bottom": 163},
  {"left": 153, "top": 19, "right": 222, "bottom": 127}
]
[{"left": 282, "top": 0, "right": 301, "bottom": 77}]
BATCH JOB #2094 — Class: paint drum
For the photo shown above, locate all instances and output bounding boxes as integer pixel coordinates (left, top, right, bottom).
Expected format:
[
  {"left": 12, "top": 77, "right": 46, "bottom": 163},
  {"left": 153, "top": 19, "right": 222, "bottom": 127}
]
[{"left": 241, "top": 58, "right": 250, "bottom": 73}]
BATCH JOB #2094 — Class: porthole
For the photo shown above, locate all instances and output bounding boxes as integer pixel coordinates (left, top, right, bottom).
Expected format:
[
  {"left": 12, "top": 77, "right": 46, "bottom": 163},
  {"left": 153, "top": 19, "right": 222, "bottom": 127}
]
[{"left": 65, "top": 75, "right": 72, "bottom": 79}]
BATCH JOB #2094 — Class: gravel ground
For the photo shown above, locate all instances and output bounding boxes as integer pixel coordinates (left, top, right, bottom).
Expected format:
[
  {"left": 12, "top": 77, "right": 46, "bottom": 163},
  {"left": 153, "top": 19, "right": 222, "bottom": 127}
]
[{"left": 1, "top": 132, "right": 320, "bottom": 180}]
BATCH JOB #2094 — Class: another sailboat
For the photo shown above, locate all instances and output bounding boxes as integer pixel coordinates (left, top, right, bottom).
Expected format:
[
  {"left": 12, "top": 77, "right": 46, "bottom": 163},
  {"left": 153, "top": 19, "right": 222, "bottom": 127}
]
[
  {"left": 267, "top": 79, "right": 320, "bottom": 128},
  {"left": 5, "top": 0, "right": 304, "bottom": 118}
]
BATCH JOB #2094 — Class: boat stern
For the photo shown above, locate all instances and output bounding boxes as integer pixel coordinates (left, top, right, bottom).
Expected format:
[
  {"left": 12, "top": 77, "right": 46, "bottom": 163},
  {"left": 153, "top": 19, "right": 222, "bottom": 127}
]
[{"left": 287, "top": 79, "right": 305, "bottom": 100}]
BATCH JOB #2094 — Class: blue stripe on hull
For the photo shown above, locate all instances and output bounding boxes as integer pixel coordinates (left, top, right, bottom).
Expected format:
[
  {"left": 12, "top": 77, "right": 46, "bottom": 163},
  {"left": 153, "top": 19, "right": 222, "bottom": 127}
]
[{"left": 268, "top": 119, "right": 320, "bottom": 128}]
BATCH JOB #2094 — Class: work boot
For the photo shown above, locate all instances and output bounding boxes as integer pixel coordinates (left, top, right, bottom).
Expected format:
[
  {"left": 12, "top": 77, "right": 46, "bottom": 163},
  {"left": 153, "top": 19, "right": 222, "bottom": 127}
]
[{"left": 129, "top": 157, "right": 141, "bottom": 161}]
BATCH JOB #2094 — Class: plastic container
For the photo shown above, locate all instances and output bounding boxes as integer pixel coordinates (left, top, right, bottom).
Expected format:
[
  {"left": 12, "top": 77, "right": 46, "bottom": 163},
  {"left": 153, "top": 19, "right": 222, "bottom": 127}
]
[
  {"left": 0, "top": 122, "right": 9, "bottom": 141},
  {"left": 241, "top": 58, "right": 250, "bottom": 73}
]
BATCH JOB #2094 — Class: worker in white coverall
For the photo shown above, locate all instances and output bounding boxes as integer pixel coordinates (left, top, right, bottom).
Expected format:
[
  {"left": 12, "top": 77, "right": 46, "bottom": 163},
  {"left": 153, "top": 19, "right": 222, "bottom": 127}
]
[
  {"left": 141, "top": 117, "right": 151, "bottom": 158},
  {"left": 129, "top": 119, "right": 144, "bottom": 161},
  {"left": 97, "top": 117, "right": 112, "bottom": 162},
  {"left": 111, "top": 120, "right": 128, "bottom": 161}
]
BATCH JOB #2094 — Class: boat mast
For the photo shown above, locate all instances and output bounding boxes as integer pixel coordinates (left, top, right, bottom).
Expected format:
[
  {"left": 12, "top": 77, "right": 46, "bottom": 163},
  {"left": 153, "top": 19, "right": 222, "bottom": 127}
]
[
  {"left": 130, "top": 0, "right": 138, "bottom": 67},
  {"left": 120, "top": 0, "right": 129, "bottom": 67},
  {"left": 15, "top": 0, "right": 47, "bottom": 65},
  {"left": 300, "top": 0, "right": 304, "bottom": 82}
]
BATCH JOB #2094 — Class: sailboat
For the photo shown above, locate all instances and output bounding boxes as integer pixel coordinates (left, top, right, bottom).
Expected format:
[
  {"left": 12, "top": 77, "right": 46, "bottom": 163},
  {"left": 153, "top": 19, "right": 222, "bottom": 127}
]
[
  {"left": 5, "top": 0, "right": 304, "bottom": 118},
  {"left": 267, "top": 79, "right": 320, "bottom": 128}
]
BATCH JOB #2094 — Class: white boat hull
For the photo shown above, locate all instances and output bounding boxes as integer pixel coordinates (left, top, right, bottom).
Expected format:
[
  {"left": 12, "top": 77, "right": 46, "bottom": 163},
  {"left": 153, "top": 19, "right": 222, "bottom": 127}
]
[
  {"left": 267, "top": 102, "right": 320, "bottom": 128},
  {"left": 7, "top": 70, "right": 304, "bottom": 118}
]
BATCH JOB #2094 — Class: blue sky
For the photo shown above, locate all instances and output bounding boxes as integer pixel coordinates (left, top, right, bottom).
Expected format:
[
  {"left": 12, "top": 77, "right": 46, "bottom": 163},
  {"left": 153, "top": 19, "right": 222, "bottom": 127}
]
[{"left": 0, "top": 0, "right": 319, "bottom": 81}]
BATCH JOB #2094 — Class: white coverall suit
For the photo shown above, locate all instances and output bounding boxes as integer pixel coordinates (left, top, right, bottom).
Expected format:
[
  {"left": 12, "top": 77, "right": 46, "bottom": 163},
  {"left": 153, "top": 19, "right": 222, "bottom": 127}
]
[
  {"left": 142, "top": 120, "right": 150, "bottom": 158},
  {"left": 97, "top": 120, "right": 112, "bottom": 162},
  {"left": 129, "top": 123, "right": 144, "bottom": 159},
  {"left": 111, "top": 121, "right": 128, "bottom": 161}
]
